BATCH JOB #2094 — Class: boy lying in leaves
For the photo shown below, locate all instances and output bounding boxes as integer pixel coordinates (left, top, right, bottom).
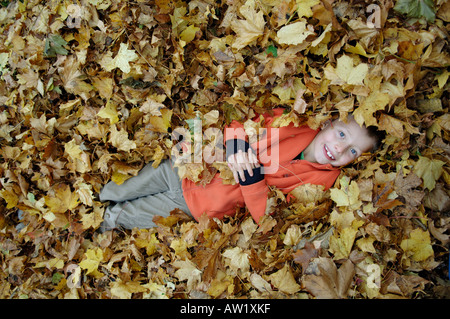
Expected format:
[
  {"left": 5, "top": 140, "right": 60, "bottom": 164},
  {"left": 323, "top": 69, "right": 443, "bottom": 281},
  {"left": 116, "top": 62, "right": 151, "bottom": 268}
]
[{"left": 99, "top": 108, "right": 381, "bottom": 231}]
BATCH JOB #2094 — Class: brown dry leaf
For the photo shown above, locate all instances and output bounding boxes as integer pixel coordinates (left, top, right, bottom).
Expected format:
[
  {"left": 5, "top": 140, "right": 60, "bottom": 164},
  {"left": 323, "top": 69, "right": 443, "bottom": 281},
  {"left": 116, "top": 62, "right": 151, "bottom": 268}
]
[
  {"left": 268, "top": 263, "right": 301, "bottom": 294},
  {"left": 293, "top": 241, "right": 319, "bottom": 273},
  {"left": 109, "top": 125, "right": 137, "bottom": 153},
  {"left": 173, "top": 259, "right": 202, "bottom": 291},
  {"left": 303, "top": 258, "right": 355, "bottom": 299},
  {"left": 231, "top": 2, "right": 265, "bottom": 50},
  {"left": 44, "top": 184, "right": 79, "bottom": 214}
]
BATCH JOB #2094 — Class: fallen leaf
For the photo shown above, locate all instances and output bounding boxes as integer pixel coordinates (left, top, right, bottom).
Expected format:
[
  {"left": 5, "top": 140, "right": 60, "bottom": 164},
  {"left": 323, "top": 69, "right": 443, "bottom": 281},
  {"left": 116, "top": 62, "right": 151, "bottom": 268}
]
[
  {"left": 249, "top": 273, "right": 273, "bottom": 293},
  {"left": 231, "top": 2, "right": 265, "bottom": 50},
  {"left": 97, "top": 100, "right": 120, "bottom": 124},
  {"left": 44, "top": 184, "right": 79, "bottom": 214},
  {"left": 222, "top": 246, "right": 250, "bottom": 274},
  {"left": 268, "top": 263, "right": 301, "bottom": 294},
  {"left": 303, "top": 258, "right": 355, "bottom": 299},
  {"left": 180, "top": 25, "right": 200, "bottom": 43},
  {"left": 324, "top": 54, "right": 369, "bottom": 86},
  {"left": 297, "top": 0, "right": 321, "bottom": 18},
  {"left": 108, "top": 125, "right": 137, "bottom": 152},
  {"left": 413, "top": 156, "right": 445, "bottom": 191},
  {"left": 0, "top": 189, "right": 19, "bottom": 209},
  {"left": 394, "top": 0, "right": 436, "bottom": 23},
  {"left": 0, "top": 0, "right": 447, "bottom": 301},
  {"left": 330, "top": 178, "right": 361, "bottom": 210},
  {"left": 353, "top": 91, "right": 390, "bottom": 127},
  {"left": 173, "top": 259, "right": 202, "bottom": 291},
  {"left": 293, "top": 241, "right": 319, "bottom": 273},
  {"left": 79, "top": 248, "right": 103, "bottom": 276},
  {"left": 400, "top": 228, "right": 434, "bottom": 262},
  {"left": 277, "top": 21, "right": 315, "bottom": 45},
  {"left": 110, "top": 279, "right": 147, "bottom": 299},
  {"left": 100, "top": 43, "right": 138, "bottom": 73}
]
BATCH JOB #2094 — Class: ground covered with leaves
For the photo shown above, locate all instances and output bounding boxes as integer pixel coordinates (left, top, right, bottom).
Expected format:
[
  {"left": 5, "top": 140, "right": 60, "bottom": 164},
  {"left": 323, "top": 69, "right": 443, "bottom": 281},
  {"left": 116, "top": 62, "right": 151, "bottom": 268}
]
[{"left": 0, "top": 0, "right": 449, "bottom": 299}]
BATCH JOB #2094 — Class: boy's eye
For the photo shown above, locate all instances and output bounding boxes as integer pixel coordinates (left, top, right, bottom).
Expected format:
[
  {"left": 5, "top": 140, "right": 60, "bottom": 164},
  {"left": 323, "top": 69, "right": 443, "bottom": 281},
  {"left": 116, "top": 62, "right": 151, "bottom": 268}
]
[
  {"left": 339, "top": 131, "right": 345, "bottom": 138},
  {"left": 350, "top": 148, "right": 357, "bottom": 156}
]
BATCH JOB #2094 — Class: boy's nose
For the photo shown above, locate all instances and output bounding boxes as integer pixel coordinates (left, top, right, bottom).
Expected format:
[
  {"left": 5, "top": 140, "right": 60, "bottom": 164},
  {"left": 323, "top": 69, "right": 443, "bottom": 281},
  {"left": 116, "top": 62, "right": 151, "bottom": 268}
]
[{"left": 334, "top": 142, "right": 346, "bottom": 153}]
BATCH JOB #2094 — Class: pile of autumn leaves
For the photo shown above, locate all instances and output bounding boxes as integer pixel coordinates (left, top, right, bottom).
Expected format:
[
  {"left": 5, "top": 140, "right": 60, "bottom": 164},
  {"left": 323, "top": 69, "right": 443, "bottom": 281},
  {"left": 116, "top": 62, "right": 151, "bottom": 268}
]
[{"left": 0, "top": 0, "right": 449, "bottom": 299}]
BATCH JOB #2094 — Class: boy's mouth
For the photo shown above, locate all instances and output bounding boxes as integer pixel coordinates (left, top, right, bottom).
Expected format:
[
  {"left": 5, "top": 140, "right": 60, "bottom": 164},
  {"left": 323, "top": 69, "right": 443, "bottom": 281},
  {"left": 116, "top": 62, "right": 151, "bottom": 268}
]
[{"left": 324, "top": 145, "right": 335, "bottom": 161}]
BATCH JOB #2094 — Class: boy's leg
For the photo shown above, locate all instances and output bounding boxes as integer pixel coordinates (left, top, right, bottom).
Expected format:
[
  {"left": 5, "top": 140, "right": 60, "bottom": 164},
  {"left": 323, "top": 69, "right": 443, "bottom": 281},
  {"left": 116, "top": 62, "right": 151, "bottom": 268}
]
[
  {"left": 99, "top": 159, "right": 180, "bottom": 202},
  {"left": 99, "top": 158, "right": 191, "bottom": 231},
  {"left": 100, "top": 188, "right": 190, "bottom": 231}
]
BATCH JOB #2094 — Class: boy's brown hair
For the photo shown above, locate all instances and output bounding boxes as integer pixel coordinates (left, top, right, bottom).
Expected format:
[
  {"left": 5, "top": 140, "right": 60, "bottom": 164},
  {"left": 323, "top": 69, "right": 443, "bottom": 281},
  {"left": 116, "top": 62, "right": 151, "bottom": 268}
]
[{"left": 366, "top": 125, "right": 385, "bottom": 152}]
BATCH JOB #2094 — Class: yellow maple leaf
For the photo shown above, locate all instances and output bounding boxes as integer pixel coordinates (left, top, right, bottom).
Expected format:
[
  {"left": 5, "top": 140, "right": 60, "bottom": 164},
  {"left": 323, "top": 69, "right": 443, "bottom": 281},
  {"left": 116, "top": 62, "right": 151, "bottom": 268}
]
[
  {"left": 329, "top": 209, "right": 356, "bottom": 231},
  {"left": 330, "top": 227, "right": 358, "bottom": 260},
  {"left": 173, "top": 162, "right": 205, "bottom": 183},
  {"left": 400, "top": 228, "right": 434, "bottom": 262},
  {"left": 112, "top": 43, "right": 138, "bottom": 73},
  {"left": 207, "top": 270, "right": 234, "bottom": 298},
  {"left": 139, "top": 95, "right": 166, "bottom": 116},
  {"left": 97, "top": 99, "right": 119, "bottom": 125},
  {"left": 170, "top": 238, "right": 190, "bottom": 259},
  {"left": 173, "top": 259, "right": 202, "bottom": 291},
  {"left": 324, "top": 54, "right": 369, "bottom": 86},
  {"left": 149, "top": 108, "right": 172, "bottom": 133},
  {"left": 329, "top": 219, "right": 364, "bottom": 260},
  {"left": 92, "top": 75, "right": 114, "bottom": 100},
  {"left": 353, "top": 90, "right": 390, "bottom": 127},
  {"left": 80, "top": 205, "right": 104, "bottom": 230},
  {"left": 141, "top": 282, "right": 168, "bottom": 299},
  {"left": 0, "top": 189, "right": 19, "bottom": 209},
  {"left": 180, "top": 24, "right": 200, "bottom": 44},
  {"left": 413, "top": 156, "right": 445, "bottom": 191},
  {"left": 100, "top": 43, "right": 138, "bottom": 74},
  {"left": 378, "top": 113, "right": 405, "bottom": 139},
  {"left": 64, "top": 139, "right": 92, "bottom": 173},
  {"left": 109, "top": 124, "right": 136, "bottom": 152},
  {"left": 330, "top": 178, "right": 362, "bottom": 210},
  {"left": 231, "top": 1, "right": 265, "bottom": 50},
  {"left": 283, "top": 224, "right": 303, "bottom": 246},
  {"left": 111, "top": 171, "right": 131, "bottom": 185},
  {"left": 290, "top": 183, "right": 326, "bottom": 204},
  {"left": 356, "top": 236, "right": 377, "bottom": 253},
  {"left": 135, "top": 231, "right": 160, "bottom": 256},
  {"left": 44, "top": 184, "right": 79, "bottom": 214},
  {"left": 297, "top": 0, "right": 321, "bottom": 18},
  {"left": 268, "top": 263, "right": 301, "bottom": 294},
  {"left": 240, "top": 217, "right": 257, "bottom": 242},
  {"left": 79, "top": 247, "right": 103, "bottom": 276},
  {"left": 277, "top": 20, "right": 315, "bottom": 45},
  {"left": 223, "top": 247, "right": 250, "bottom": 274},
  {"left": 110, "top": 279, "right": 147, "bottom": 299}
]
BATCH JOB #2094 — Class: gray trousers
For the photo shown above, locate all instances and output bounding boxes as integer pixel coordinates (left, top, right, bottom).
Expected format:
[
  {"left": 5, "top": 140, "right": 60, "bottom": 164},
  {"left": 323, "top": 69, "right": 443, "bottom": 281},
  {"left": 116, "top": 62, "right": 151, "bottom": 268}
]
[{"left": 99, "top": 159, "right": 191, "bottom": 231}]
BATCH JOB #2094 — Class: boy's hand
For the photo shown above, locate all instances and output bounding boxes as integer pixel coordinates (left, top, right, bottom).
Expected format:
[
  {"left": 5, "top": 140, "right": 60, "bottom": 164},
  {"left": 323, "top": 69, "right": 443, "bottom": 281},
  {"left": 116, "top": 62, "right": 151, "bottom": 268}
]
[{"left": 227, "top": 148, "right": 261, "bottom": 184}]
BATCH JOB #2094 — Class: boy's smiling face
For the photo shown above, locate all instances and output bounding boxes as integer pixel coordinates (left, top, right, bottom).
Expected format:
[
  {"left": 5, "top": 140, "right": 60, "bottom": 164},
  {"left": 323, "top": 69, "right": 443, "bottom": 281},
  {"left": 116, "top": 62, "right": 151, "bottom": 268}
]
[{"left": 304, "top": 117, "right": 376, "bottom": 167}]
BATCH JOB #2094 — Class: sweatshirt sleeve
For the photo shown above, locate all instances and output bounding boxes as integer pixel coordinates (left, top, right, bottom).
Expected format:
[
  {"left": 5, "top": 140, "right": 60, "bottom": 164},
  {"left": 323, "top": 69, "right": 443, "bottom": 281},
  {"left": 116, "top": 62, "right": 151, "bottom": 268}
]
[
  {"left": 222, "top": 108, "right": 286, "bottom": 223},
  {"left": 224, "top": 137, "right": 269, "bottom": 222},
  {"left": 239, "top": 180, "right": 270, "bottom": 223}
]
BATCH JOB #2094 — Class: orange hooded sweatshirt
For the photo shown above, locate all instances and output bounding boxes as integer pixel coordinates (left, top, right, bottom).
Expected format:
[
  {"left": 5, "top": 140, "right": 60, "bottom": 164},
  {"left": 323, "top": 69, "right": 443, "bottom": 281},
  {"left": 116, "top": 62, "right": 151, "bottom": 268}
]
[{"left": 181, "top": 109, "right": 341, "bottom": 223}]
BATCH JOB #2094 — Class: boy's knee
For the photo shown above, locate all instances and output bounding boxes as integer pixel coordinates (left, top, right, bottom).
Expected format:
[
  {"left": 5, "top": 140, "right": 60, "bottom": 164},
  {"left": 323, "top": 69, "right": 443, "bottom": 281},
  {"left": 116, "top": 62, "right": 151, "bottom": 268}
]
[{"left": 99, "top": 206, "right": 119, "bottom": 232}]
